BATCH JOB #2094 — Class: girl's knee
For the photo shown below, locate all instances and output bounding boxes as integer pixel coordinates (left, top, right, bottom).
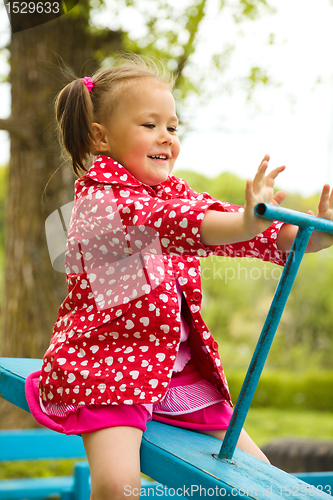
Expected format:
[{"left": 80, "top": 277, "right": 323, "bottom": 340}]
[
  {"left": 198, "top": 428, "right": 270, "bottom": 463},
  {"left": 91, "top": 473, "right": 141, "bottom": 500},
  {"left": 237, "top": 429, "right": 270, "bottom": 463}
]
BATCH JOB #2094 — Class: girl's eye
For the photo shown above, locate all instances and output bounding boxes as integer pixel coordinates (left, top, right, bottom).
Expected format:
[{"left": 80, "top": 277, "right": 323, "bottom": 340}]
[
  {"left": 168, "top": 127, "right": 177, "bottom": 133},
  {"left": 143, "top": 123, "right": 155, "bottom": 129}
]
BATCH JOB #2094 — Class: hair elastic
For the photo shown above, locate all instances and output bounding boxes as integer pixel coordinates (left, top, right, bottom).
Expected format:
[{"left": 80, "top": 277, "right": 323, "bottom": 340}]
[{"left": 81, "top": 77, "right": 94, "bottom": 93}]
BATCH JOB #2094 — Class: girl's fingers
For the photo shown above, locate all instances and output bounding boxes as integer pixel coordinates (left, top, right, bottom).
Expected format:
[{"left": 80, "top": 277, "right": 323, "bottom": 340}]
[
  {"left": 325, "top": 184, "right": 333, "bottom": 207},
  {"left": 266, "top": 165, "right": 286, "bottom": 182},
  {"left": 271, "top": 165, "right": 286, "bottom": 177},
  {"left": 256, "top": 160, "right": 268, "bottom": 176},
  {"left": 272, "top": 190, "right": 287, "bottom": 206},
  {"left": 253, "top": 164, "right": 285, "bottom": 195},
  {"left": 318, "top": 184, "right": 331, "bottom": 213},
  {"left": 259, "top": 154, "right": 270, "bottom": 165},
  {"left": 245, "top": 178, "right": 254, "bottom": 203},
  {"left": 251, "top": 156, "right": 285, "bottom": 200},
  {"left": 253, "top": 161, "right": 268, "bottom": 193},
  {"left": 256, "top": 161, "right": 285, "bottom": 181}
]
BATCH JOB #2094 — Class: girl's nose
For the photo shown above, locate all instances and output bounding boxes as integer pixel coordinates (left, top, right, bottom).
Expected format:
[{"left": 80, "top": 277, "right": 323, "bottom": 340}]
[{"left": 158, "top": 130, "right": 173, "bottom": 145}]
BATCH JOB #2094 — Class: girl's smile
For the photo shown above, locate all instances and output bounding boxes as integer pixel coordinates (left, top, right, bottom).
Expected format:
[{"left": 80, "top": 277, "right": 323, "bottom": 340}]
[{"left": 92, "top": 80, "right": 180, "bottom": 186}]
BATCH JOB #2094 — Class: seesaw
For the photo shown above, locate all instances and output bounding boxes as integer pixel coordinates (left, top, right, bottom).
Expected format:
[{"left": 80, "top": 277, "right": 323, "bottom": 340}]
[{"left": 1, "top": 203, "right": 333, "bottom": 499}]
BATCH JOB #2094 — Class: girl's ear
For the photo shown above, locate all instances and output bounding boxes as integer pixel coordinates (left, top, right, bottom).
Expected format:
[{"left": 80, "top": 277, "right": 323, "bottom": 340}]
[{"left": 91, "top": 123, "right": 110, "bottom": 153}]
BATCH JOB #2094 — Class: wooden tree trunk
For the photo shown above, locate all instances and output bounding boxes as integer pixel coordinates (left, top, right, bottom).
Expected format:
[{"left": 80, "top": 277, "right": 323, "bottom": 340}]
[{"left": 1, "top": 8, "right": 123, "bottom": 358}]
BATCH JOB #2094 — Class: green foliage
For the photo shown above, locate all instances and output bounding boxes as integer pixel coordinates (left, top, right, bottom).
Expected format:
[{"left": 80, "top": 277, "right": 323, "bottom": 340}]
[
  {"left": 65, "top": 0, "right": 92, "bottom": 21},
  {"left": 237, "top": 0, "right": 271, "bottom": 20},
  {"left": 0, "top": 459, "right": 150, "bottom": 482},
  {"left": 115, "top": 0, "right": 209, "bottom": 102},
  {"left": 174, "top": 169, "right": 215, "bottom": 196},
  {"left": 218, "top": 0, "right": 274, "bottom": 22},
  {"left": 245, "top": 408, "right": 333, "bottom": 446},
  {"left": 227, "top": 370, "right": 333, "bottom": 412},
  {"left": 0, "top": 166, "right": 8, "bottom": 201},
  {"left": 245, "top": 66, "right": 270, "bottom": 99},
  {"left": 174, "top": 168, "right": 246, "bottom": 205},
  {"left": 269, "top": 250, "right": 333, "bottom": 370}
]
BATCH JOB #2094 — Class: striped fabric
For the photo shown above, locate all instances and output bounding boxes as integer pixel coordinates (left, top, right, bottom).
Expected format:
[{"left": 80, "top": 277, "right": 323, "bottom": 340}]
[
  {"left": 40, "top": 397, "right": 79, "bottom": 417},
  {"left": 152, "top": 379, "right": 224, "bottom": 416},
  {"left": 41, "top": 377, "right": 224, "bottom": 418}
]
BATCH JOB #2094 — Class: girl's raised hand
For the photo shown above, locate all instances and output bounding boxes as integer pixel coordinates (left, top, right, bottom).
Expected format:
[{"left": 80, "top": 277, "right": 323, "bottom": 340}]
[
  {"left": 201, "top": 154, "right": 286, "bottom": 247},
  {"left": 243, "top": 155, "right": 286, "bottom": 238}
]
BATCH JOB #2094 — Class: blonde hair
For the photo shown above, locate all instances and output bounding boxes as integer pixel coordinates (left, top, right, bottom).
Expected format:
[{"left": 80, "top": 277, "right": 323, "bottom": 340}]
[{"left": 55, "top": 55, "right": 175, "bottom": 177}]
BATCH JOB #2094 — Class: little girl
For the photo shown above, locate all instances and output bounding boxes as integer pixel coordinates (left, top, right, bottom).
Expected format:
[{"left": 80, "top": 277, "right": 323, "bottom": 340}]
[{"left": 26, "top": 56, "right": 333, "bottom": 500}]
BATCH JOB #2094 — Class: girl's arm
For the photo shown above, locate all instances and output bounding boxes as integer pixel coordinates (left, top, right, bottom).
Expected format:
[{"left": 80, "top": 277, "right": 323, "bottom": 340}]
[{"left": 201, "top": 155, "right": 286, "bottom": 246}]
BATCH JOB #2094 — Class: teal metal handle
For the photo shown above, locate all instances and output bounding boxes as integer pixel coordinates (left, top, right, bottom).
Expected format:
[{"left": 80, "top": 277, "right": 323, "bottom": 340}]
[
  {"left": 256, "top": 203, "right": 333, "bottom": 232},
  {"left": 218, "top": 203, "right": 333, "bottom": 461}
]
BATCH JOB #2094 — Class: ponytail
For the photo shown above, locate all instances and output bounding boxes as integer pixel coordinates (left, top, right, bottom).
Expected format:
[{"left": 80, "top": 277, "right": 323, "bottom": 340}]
[{"left": 55, "top": 79, "right": 94, "bottom": 177}]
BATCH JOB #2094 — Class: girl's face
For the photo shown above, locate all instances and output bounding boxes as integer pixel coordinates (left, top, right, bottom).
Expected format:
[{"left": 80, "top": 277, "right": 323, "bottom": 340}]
[{"left": 93, "top": 80, "right": 180, "bottom": 186}]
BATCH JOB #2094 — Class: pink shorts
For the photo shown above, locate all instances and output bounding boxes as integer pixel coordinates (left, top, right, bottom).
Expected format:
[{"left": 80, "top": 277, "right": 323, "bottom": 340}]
[{"left": 26, "top": 371, "right": 233, "bottom": 435}]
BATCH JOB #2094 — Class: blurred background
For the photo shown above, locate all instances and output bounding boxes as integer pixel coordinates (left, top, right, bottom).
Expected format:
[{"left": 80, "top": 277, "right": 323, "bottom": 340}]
[{"left": 0, "top": 0, "right": 333, "bottom": 478}]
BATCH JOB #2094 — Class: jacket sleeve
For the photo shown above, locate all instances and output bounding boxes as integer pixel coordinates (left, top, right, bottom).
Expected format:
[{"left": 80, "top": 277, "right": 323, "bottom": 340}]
[{"left": 188, "top": 188, "right": 288, "bottom": 267}]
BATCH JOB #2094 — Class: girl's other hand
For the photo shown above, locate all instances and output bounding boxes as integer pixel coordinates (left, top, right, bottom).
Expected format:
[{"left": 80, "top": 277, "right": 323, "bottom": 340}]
[{"left": 306, "top": 184, "right": 333, "bottom": 252}]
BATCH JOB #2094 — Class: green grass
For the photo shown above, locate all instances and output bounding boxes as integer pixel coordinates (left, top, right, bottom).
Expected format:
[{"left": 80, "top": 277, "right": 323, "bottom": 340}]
[
  {"left": 0, "top": 458, "right": 80, "bottom": 480},
  {"left": 245, "top": 408, "right": 333, "bottom": 447}
]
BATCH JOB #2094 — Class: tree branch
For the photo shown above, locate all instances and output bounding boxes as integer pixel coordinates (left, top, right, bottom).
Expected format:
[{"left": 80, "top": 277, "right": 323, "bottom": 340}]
[
  {"left": 89, "top": 29, "right": 124, "bottom": 56},
  {"left": 175, "top": 0, "right": 207, "bottom": 84},
  {"left": 0, "top": 117, "right": 13, "bottom": 133},
  {"left": 0, "top": 117, "right": 35, "bottom": 144}
]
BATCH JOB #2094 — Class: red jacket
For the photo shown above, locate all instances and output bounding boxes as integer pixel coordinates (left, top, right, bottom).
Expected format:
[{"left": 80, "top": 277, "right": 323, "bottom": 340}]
[{"left": 39, "top": 155, "right": 286, "bottom": 407}]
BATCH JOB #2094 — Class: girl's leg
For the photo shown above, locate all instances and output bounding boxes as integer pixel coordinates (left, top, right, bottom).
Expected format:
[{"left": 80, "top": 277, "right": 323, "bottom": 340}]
[
  {"left": 82, "top": 426, "right": 143, "bottom": 500},
  {"left": 198, "top": 428, "right": 270, "bottom": 463}
]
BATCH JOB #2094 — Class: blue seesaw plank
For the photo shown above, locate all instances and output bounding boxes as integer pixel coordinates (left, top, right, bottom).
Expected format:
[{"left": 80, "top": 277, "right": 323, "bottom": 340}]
[
  {"left": 0, "top": 429, "right": 86, "bottom": 461},
  {"left": 142, "top": 421, "right": 331, "bottom": 499},
  {"left": 0, "top": 357, "right": 41, "bottom": 413},
  {"left": 2, "top": 357, "right": 329, "bottom": 499},
  {"left": 293, "top": 472, "right": 333, "bottom": 491},
  {"left": 0, "top": 476, "right": 74, "bottom": 500}
]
